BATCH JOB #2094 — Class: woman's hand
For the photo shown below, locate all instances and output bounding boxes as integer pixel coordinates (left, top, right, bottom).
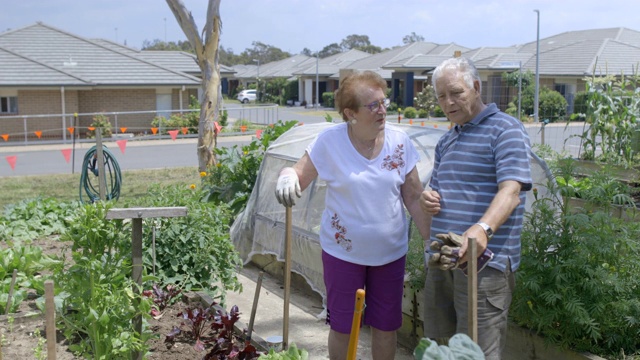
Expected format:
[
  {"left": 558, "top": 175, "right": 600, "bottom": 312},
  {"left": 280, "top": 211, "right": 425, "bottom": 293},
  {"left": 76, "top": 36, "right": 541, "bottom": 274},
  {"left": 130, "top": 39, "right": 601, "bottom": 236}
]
[{"left": 420, "top": 190, "right": 441, "bottom": 215}]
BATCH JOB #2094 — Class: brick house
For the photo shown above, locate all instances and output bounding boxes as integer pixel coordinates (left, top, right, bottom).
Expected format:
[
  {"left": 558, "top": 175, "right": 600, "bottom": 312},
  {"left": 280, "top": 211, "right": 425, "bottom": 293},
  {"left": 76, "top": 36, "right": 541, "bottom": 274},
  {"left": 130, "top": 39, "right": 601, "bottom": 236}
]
[{"left": 0, "top": 22, "right": 234, "bottom": 141}]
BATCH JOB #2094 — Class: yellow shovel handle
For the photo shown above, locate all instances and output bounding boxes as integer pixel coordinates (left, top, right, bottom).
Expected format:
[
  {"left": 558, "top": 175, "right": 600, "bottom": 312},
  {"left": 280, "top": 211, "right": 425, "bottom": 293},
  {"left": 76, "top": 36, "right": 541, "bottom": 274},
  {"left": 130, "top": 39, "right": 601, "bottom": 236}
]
[{"left": 347, "top": 288, "right": 366, "bottom": 360}]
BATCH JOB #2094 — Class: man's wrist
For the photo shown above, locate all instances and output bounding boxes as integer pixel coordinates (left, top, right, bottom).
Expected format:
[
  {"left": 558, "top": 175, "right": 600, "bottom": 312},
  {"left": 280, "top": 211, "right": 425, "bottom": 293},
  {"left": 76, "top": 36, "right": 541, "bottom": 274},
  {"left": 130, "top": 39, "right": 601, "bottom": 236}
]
[{"left": 475, "top": 222, "right": 494, "bottom": 239}]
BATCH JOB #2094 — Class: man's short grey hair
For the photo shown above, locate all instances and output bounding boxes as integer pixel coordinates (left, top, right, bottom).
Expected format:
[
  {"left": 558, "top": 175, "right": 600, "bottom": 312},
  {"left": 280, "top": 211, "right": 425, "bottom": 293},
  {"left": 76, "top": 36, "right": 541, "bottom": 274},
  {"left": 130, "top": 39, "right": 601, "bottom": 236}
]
[{"left": 431, "top": 57, "right": 482, "bottom": 94}]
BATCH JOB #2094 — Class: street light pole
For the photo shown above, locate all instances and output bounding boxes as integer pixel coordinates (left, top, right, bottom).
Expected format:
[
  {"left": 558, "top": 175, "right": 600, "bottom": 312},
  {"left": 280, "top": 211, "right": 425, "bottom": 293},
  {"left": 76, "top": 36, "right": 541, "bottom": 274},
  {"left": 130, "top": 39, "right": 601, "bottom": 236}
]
[
  {"left": 253, "top": 59, "right": 260, "bottom": 102},
  {"left": 518, "top": 61, "right": 522, "bottom": 120},
  {"left": 315, "top": 52, "right": 319, "bottom": 110},
  {"left": 534, "top": 9, "right": 540, "bottom": 123}
]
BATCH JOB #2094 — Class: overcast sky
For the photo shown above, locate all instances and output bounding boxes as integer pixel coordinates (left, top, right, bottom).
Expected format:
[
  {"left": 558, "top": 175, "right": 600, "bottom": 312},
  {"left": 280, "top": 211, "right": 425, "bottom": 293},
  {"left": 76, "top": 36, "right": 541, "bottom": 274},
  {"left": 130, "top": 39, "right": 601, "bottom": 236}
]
[{"left": 2, "top": 0, "right": 639, "bottom": 54}]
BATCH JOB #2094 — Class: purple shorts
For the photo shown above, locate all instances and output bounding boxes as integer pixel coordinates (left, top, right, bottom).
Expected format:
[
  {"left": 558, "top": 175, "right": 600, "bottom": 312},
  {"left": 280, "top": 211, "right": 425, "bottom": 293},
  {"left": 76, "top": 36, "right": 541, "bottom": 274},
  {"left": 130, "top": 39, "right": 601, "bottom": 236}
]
[{"left": 322, "top": 251, "right": 406, "bottom": 334}]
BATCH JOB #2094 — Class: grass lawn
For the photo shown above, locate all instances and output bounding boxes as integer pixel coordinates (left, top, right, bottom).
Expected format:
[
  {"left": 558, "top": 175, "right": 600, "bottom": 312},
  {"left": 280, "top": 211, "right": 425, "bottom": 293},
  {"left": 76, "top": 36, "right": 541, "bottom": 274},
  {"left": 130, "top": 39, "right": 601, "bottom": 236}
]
[{"left": 0, "top": 166, "right": 200, "bottom": 211}]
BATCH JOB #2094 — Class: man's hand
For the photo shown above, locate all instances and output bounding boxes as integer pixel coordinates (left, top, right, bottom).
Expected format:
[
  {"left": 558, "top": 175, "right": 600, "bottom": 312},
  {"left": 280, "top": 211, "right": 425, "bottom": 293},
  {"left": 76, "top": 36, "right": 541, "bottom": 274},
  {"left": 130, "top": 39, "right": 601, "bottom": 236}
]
[
  {"left": 275, "top": 168, "right": 301, "bottom": 207},
  {"left": 427, "top": 232, "right": 463, "bottom": 270},
  {"left": 428, "top": 231, "right": 494, "bottom": 275}
]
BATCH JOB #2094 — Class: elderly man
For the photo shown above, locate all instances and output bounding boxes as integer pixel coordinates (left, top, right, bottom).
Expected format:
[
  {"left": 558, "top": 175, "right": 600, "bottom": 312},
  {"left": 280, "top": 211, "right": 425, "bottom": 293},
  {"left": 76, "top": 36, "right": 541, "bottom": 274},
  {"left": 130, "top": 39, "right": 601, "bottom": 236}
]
[{"left": 420, "top": 57, "right": 532, "bottom": 360}]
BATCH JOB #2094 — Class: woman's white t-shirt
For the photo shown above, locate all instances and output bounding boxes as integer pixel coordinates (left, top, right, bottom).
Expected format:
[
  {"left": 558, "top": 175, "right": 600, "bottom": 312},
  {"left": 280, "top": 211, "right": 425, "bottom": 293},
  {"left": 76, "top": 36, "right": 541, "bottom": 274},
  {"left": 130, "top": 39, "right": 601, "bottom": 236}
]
[{"left": 307, "top": 122, "right": 419, "bottom": 266}]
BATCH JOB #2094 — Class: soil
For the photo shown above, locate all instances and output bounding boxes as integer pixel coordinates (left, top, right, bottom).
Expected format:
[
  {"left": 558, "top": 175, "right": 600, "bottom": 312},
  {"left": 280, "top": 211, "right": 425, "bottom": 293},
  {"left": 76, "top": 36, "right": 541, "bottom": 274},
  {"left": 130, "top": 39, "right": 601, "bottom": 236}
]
[{"left": 0, "top": 237, "right": 261, "bottom": 360}]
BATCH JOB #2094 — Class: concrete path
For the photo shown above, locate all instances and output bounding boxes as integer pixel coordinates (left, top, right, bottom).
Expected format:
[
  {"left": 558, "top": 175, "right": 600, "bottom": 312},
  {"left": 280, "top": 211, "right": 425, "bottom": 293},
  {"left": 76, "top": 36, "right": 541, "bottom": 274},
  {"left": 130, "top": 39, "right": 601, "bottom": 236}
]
[{"left": 224, "top": 263, "right": 416, "bottom": 359}]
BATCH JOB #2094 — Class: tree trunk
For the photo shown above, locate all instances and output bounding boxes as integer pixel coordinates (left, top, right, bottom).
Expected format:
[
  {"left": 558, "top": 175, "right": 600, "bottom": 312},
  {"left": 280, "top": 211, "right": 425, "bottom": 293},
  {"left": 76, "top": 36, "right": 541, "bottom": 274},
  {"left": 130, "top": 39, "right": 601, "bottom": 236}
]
[{"left": 166, "top": 0, "right": 222, "bottom": 171}]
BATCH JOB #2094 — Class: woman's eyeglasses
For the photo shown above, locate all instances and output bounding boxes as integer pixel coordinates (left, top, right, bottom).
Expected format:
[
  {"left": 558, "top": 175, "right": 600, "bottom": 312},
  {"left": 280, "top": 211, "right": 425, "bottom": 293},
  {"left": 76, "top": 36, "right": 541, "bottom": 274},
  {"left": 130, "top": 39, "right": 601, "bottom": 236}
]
[{"left": 362, "top": 98, "right": 390, "bottom": 112}]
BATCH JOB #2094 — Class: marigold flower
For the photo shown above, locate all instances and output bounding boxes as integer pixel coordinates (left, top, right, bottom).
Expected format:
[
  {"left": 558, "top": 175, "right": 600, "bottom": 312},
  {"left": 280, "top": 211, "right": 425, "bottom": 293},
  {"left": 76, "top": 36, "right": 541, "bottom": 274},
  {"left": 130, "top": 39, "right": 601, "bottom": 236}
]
[
  {"left": 199, "top": 171, "right": 207, "bottom": 177},
  {"left": 189, "top": 184, "right": 196, "bottom": 190}
]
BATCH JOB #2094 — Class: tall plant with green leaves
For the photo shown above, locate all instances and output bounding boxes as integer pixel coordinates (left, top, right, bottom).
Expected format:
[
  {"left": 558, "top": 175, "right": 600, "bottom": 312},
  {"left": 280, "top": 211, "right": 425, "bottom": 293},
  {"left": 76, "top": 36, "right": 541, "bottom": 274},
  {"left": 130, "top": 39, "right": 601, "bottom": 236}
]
[
  {"left": 128, "top": 184, "right": 243, "bottom": 304},
  {"left": 56, "top": 202, "right": 153, "bottom": 359},
  {"left": 511, "top": 157, "right": 640, "bottom": 358},
  {"left": 202, "top": 120, "right": 298, "bottom": 216},
  {"left": 578, "top": 69, "right": 640, "bottom": 166}
]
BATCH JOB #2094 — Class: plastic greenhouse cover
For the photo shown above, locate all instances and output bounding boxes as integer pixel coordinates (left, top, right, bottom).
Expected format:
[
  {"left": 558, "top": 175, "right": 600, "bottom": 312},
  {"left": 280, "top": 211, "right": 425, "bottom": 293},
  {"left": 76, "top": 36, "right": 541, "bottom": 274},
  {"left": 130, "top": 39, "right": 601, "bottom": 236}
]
[{"left": 230, "top": 122, "right": 555, "bottom": 304}]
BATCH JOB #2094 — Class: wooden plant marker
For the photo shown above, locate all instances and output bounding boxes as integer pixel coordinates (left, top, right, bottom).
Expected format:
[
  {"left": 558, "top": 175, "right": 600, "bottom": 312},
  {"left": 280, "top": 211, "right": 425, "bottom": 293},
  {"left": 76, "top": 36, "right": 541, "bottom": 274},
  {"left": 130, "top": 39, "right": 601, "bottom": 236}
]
[
  {"left": 45, "top": 280, "right": 56, "bottom": 360},
  {"left": 467, "top": 237, "right": 478, "bottom": 343},
  {"left": 106, "top": 207, "right": 188, "bottom": 360},
  {"left": 5, "top": 269, "right": 17, "bottom": 314}
]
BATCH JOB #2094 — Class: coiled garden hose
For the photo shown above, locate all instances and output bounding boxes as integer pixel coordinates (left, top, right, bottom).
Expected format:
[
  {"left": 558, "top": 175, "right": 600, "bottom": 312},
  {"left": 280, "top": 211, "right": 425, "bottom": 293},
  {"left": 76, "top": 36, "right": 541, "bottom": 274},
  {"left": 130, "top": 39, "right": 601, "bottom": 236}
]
[{"left": 80, "top": 145, "right": 122, "bottom": 204}]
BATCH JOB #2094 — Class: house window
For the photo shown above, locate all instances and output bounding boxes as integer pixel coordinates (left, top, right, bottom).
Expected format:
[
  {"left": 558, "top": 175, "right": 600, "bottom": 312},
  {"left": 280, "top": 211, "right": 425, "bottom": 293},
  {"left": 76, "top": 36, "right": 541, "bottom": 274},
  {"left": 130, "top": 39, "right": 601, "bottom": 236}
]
[{"left": 0, "top": 97, "right": 18, "bottom": 114}]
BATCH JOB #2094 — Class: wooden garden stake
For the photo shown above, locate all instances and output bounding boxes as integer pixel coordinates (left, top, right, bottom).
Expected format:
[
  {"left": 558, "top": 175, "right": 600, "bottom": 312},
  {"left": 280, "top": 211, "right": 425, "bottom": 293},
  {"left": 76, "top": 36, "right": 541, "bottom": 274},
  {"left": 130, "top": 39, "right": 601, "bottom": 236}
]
[
  {"left": 95, "top": 128, "right": 106, "bottom": 201},
  {"left": 283, "top": 206, "right": 292, "bottom": 350},
  {"left": 246, "top": 271, "right": 264, "bottom": 346},
  {"left": 106, "top": 207, "right": 187, "bottom": 360},
  {"left": 45, "top": 280, "right": 56, "bottom": 360},
  {"left": 5, "top": 269, "right": 17, "bottom": 314},
  {"left": 467, "top": 237, "right": 478, "bottom": 343}
]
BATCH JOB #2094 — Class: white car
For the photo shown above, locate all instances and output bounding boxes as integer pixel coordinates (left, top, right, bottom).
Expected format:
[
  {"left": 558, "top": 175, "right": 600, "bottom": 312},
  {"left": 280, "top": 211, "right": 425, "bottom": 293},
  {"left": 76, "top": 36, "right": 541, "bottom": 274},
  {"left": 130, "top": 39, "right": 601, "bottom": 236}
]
[{"left": 237, "top": 89, "right": 257, "bottom": 103}]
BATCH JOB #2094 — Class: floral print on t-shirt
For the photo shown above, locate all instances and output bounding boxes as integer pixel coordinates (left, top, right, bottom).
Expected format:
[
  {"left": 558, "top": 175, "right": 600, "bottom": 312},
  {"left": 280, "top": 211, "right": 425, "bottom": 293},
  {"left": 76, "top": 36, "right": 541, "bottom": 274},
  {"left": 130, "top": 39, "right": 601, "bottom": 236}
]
[
  {"left": 331, "top": 213, "right": 352, "bottom": 252},
  {"left": 381, "top": 144, "right": 405, "bottom": 175}
]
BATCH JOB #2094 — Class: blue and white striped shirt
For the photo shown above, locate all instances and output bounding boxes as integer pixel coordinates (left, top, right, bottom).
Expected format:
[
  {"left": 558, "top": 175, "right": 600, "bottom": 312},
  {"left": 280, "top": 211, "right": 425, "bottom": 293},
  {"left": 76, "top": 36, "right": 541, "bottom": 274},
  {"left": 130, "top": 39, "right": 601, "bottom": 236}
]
[{"left": 429, "top": 103, "right": 532, "bottom": 272}]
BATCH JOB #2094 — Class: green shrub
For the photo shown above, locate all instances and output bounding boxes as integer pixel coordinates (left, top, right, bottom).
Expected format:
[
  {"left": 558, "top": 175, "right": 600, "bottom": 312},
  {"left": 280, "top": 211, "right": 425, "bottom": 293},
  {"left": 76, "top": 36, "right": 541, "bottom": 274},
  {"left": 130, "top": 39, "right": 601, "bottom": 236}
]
[
  {"left": 322, "top": 92, "right": 335, "bottom": 108},
  {"left": 433, "top": 105, "right": 445, "bottom": 117},
  {"left": 417, "top": 109, "right": 429, "bottom": 118},
  {"left": 202, "top": 120, "right": 298, "bottom": 217},
  {"left": 403, "top": 107, "right": 418, "bottom": 119},
  {"left": 511, "top": 156, "right": 640, "bottom": 358},
  {"left": 87, "top": 114, "right": 113, "bottom": 138},
  {"left": 538, "top": 89, "right": 567, "bottom": 123},
  {"left": 128, "top": 184, "right": 243, "bottom": 303}
]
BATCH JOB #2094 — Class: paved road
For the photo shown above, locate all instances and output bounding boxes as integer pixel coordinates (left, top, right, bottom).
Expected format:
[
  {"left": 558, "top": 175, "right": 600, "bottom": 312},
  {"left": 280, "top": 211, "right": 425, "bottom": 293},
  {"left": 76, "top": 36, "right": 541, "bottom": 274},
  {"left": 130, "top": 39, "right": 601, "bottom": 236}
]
[{"left": 0, "top": 105, "right": 587, "bottom": 177}]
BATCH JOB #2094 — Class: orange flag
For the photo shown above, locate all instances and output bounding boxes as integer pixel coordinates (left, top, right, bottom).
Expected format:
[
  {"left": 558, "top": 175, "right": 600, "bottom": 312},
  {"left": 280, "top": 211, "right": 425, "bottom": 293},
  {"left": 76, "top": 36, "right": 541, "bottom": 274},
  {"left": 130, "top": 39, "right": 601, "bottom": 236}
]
[
  {"left": 181, "top": 127, "right": 188, "bottom": 135},
  {"left": 34, "top": 131, "right": 42, "bottom": 139},
  {"left": 116, "top": 139, "right": 127, "bottom": 154},
  {"left": 255, "top": 129, "right": 263, "bottom": 139},
  {"left": 168, "top": 130, "right": 179, "bottom": 141},
  {"left": 67, "top": 127, "right": 75, "bottom": 135},
  {"left": 214, "top": 122, "right": 222, "bottom": 134},
  {"left": 61, "top": 149, "right": 72, "bottom": 163},
  {"left": 1, "top": 134, "right": 8, "bottom": 141},
  {"left": 6, "top": 155, "right": 16, "bottom": 170},
  {"left": 120, "top": 127, "right": 127, "bottom": 133},
  {"left": 88, "top": 127, "right": 96, "bottom": 131},
  {"left": 151, "top": 127, "right": 158, "bottom": 135}
]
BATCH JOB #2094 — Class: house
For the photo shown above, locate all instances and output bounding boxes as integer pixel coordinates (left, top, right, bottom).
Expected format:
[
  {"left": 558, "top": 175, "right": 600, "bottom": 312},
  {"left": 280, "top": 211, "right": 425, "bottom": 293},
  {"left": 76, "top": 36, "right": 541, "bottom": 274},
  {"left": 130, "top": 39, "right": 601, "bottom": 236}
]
[
  {"left": 384, "top": 27, "right": 640, "bottom": 115},
  {"left": 0, "top": 22, "right": 235, "bottom": 140}
]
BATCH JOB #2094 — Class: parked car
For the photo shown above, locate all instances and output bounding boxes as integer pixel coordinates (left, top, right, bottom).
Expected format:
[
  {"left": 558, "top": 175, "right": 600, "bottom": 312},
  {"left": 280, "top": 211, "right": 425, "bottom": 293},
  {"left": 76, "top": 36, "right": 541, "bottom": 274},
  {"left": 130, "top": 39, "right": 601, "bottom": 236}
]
[{"left": 237, "top": 89, "right": 257, "bottom": 103}]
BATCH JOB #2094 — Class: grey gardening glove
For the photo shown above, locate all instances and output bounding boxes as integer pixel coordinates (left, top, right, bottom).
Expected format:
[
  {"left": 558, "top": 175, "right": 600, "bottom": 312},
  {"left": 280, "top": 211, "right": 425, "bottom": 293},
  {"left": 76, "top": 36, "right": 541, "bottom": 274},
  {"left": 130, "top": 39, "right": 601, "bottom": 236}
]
[
  {"left": 428, "top": 232, "right": 494, "bottom": 275},
  {"left": 428, "top": 232, "right": 463, "bottom": 271}
]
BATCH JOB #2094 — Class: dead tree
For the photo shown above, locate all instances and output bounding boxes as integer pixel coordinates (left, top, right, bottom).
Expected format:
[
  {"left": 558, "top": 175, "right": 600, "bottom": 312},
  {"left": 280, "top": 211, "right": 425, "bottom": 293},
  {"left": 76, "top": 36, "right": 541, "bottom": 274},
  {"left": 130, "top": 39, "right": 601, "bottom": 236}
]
[{"left": 166, "top": 0, "right": 222, "bottom": 171}]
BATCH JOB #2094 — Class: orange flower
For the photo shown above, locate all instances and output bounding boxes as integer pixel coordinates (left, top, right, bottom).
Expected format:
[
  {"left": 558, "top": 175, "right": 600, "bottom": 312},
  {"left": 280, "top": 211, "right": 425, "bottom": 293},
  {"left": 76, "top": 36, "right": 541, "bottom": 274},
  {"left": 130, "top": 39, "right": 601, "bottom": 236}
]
[
  {"left": 189, "top": 184, "right": 196, "bottom": 190},
  {"left": 199, "top": 171, "right": 207, "bottom": 177}
]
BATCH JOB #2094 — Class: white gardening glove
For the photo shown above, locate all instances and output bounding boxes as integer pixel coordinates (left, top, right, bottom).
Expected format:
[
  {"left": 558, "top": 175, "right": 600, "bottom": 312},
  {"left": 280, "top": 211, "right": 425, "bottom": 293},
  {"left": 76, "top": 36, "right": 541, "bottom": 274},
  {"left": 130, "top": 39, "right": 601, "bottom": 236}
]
[{"left": 275, "top": 168, "right": 301, "bottom": 207}]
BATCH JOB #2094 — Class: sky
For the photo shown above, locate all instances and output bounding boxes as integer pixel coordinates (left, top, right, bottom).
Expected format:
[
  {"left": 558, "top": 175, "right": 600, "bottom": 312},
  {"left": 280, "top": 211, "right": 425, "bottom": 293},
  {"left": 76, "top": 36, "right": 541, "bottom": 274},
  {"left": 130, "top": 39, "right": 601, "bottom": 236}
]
[{"left": 2, "top": 0, "right": 640, "bottom": 55}]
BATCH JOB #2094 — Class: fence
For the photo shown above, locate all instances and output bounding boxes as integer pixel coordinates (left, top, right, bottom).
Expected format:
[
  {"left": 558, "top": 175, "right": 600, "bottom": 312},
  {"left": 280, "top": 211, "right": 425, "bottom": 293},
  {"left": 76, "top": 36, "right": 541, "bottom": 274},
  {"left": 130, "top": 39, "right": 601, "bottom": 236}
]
[{"left": 0, "top": 104, "right": 279, "bottom": 145}]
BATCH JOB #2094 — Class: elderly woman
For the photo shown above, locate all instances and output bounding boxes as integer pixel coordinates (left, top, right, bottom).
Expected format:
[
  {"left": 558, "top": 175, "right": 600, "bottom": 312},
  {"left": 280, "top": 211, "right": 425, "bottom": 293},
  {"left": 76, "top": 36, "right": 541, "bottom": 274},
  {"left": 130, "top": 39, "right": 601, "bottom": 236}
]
[{"left": 275, "top": 70, "right": 430, "bottom": 360}]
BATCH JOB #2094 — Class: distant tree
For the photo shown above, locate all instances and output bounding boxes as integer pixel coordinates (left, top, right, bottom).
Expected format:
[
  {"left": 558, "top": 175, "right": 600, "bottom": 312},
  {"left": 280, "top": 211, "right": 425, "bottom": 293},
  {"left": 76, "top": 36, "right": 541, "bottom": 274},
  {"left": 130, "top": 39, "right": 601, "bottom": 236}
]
[
  {"left": 318, "top": 43, "right": 342, "bottom": 58},
  {"left": 357, "top": 44, "right": 383, "bottom": 54},
  {"left": 402, "top": 32, "right": 425, "bottom": 44},
  {"left": 340, "top": 34, "right": 372, "bottom": 51},
  {"left": 142, "top": 39, "right": 195, "bottom": 52},
  {"left": 240, "top": 41, "right": 291, "bottom": 64},
  {"left": 166, "top": 0, "right": 222, "bottom": 171},
  {"left": 301, "top": 48, "right": 314, "bottom": 56}
]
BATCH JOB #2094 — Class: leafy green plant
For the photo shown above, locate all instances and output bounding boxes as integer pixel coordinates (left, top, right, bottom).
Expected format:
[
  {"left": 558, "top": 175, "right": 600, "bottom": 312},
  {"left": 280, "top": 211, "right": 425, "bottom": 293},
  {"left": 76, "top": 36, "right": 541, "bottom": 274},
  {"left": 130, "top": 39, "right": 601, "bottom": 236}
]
[
  {"left": 403, "top": 107, "right": 418, "bottom": 119},
  {"left": 511, "top": 160, "right": 640, "bottom": 358},
  {"left": 203, "top": 120, "right": 298, "bottom": 216},
  {"left": 258, "top": 343, "right": 308, "bottom": 359},
  {"left": 56, "top": 201, "right": 153, "bottom": 359},
  {"left": 0, "top": 244, "right": 62, "bottom": 314},
  {"left": 577, "top": 69, "right": 640, "bottom": 166},
  {"left": 0, "top": 197, "right": 80, "bottom": 242},
  {"left": 87, "top": 113, "right": 113, "bottom": 138},
  {"left": 128, "top": 184, "right": 242, "bottom": 303}
]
